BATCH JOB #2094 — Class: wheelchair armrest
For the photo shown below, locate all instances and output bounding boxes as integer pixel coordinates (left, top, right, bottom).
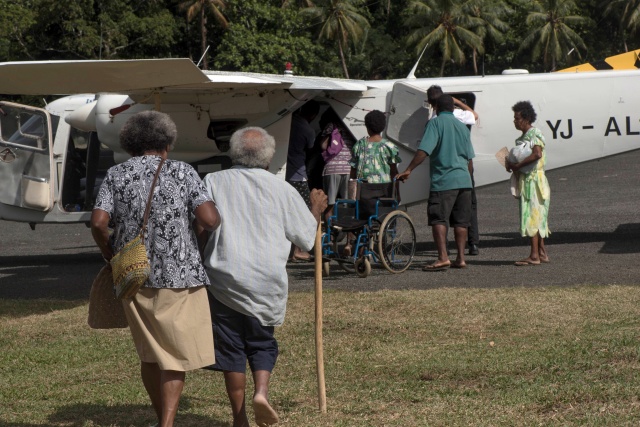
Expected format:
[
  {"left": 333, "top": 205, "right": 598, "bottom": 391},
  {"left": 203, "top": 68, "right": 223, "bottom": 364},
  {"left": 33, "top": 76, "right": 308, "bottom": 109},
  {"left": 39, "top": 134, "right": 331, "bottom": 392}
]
[{"left": 377, "top": 197, "right": 396, "bottom": 205}]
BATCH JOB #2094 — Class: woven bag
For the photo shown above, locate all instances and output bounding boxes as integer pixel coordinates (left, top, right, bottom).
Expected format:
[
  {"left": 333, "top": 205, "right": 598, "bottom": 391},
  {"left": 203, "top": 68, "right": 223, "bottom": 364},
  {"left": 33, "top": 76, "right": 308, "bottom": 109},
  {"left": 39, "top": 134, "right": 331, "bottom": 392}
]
[
  {"left": 111, "top": 233, "right": 151, "bottom": 299},
  {"left": 88, "top": 265, "right": 128, "bottom": 329},
  {"left": 111, "top": 158, "right": 165, "bottom": 300}
]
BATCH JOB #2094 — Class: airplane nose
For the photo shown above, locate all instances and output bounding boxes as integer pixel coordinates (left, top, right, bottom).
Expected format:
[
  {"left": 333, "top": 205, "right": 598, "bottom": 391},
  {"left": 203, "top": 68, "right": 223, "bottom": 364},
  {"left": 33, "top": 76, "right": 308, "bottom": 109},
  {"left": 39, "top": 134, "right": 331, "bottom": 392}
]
[{"left": 65, "top": 101, "right": 98, "bottom": 132}]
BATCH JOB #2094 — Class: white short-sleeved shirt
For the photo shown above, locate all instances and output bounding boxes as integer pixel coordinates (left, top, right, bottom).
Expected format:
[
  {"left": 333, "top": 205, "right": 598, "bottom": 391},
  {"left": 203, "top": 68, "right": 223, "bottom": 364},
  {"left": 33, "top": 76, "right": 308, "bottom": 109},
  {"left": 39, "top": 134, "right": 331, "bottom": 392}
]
[
  {"left": 431, "top": 109, "right": 477, "bottom": 125},
  {"left": 202, "top": 166, "right": 317, "bottom": 326}
]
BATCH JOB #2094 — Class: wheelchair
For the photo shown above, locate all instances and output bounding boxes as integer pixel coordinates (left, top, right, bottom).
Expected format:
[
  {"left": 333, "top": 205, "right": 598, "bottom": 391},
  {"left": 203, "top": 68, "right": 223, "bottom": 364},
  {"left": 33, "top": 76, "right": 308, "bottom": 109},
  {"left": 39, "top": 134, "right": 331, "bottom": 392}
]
[{"left": 321, "top": 180, "right": 416, "bottom": 278}]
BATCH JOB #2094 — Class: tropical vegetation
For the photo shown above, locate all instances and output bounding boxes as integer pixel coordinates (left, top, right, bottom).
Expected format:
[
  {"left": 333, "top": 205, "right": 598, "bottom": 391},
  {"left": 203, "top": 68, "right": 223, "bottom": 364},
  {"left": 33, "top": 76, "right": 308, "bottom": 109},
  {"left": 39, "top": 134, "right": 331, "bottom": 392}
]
[{"left": 0, "top": 0, "right": 639, "bottom": 79}]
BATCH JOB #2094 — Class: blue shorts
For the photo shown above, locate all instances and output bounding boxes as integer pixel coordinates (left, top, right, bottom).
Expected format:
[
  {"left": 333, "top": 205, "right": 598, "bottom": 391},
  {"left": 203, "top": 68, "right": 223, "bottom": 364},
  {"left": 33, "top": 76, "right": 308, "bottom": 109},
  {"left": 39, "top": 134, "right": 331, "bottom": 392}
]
[{"left": 206, "top": 293, "right": 279, "bottom": 373}]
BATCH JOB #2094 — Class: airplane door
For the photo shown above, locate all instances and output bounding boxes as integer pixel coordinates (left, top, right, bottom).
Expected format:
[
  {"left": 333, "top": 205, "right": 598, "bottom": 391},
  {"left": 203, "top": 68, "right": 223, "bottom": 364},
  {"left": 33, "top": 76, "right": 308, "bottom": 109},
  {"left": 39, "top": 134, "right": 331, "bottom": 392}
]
[
  {"left": 387, "top": 81, "right": 430, "bottom": 150},
  {"left": 0, "top": 102, "right": 53, "bottom": 211}
]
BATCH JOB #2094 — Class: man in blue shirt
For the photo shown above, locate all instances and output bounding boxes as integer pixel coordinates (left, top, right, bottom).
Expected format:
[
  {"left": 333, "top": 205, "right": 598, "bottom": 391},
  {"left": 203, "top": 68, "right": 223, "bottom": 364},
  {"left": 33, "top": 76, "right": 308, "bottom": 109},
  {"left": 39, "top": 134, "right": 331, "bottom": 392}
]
[{"left": 396, "top": 94, "right": 475, "bottom": 271}]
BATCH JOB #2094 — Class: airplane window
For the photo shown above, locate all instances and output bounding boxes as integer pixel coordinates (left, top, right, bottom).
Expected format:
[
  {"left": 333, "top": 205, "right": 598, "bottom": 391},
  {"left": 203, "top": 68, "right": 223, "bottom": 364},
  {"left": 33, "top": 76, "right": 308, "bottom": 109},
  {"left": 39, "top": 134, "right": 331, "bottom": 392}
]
[
  {"left": 19, "top": 113, "right": 45, "bottom": 140},
  {"left": 0, "top": 105, "right": 49, "bottom": 152},
  {"left": 207, "top": 119, "right": 248, "bottom": 153}
]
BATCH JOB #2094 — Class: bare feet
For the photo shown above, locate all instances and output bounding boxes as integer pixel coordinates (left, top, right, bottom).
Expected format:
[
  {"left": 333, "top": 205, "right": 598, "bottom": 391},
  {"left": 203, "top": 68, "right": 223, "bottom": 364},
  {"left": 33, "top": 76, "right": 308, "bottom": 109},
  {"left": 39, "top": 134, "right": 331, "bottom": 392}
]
[
  {"left": 539, "top": 255, "right": 550, "bottom": 263},
  {"left": 253, "top": 394, "right": 278, "bottom": 427},
  {"left": 342, "top": 243, "right": 352, "bottom": 257},
  {"left": 422, "top": 261, "right": 451, "bottom": 271},
  {"left": 451, "top": 261, "right": 467, "bottom": 269},
  {"left": 514, "top": 258, "right": 541, "bottom": 266}
]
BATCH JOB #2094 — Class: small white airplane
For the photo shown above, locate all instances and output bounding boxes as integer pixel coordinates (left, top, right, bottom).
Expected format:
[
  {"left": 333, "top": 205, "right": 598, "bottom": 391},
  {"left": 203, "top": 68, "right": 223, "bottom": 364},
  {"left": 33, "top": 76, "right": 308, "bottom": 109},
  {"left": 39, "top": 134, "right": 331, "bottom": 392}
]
[{"left": 0, "top": 50, "right": 639, "bottom": 227}]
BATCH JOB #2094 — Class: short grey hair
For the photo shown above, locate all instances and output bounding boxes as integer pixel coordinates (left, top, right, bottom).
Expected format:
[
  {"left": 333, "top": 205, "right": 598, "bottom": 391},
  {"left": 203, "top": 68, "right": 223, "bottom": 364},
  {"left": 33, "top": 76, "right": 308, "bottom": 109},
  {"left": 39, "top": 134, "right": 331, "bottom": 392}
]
[
  {"left": 120, "top": 110, "right": 177, "bottom": 156},
  {"left": 229, "top": 127, "right": 276, "bottom": 168}
]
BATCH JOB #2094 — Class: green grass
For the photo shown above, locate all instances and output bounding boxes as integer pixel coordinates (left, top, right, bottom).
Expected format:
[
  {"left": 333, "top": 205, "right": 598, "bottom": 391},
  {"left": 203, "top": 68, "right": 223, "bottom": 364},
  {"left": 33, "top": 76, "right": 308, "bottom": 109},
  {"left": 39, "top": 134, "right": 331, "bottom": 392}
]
[{"left": 1, "top": 286, "right": 640, "bottom": 426}]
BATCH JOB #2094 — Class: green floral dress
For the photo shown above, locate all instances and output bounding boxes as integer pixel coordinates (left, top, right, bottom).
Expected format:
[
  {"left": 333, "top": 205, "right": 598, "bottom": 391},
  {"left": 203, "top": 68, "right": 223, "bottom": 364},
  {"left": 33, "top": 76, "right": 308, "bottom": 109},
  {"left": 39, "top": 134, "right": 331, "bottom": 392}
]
[
  {"left": 516, "top": 127, "right": 551, "bottom": 238},
  {"left": 350, "top": 137, "right": 401, "bottom": 183}
]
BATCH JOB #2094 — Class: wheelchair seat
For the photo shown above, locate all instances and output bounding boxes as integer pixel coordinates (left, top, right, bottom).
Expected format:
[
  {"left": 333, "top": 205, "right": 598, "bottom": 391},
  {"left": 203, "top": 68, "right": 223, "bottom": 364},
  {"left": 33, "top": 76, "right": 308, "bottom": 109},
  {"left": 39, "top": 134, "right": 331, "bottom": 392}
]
[
  {"left": 321, "top": 179, "right": 415, "bottom": 277},
  {"left": 330, "top": 182, "right": 395, "bottom": 231},
  {"left": 356, "top": 182, "right": 396, "bottom": 223}
]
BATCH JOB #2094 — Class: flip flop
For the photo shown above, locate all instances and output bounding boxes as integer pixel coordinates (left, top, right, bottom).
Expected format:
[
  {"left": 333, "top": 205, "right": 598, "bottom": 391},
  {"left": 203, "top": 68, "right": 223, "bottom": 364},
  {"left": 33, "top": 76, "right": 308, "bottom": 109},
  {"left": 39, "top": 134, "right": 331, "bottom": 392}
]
[
  {"left": 451, "top": 263, "right": 467, "bottom": 269},
  {"left": 423, "top": 262, "right": 451, "bottom": 271},
  {"left": 514, "top": 259, "right": 541, "bottom": 266}
]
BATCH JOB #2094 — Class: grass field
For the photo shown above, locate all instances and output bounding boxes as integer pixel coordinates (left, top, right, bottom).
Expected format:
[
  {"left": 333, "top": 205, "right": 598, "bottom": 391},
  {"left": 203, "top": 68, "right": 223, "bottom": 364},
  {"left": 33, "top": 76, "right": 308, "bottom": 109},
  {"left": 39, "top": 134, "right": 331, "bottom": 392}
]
[{"left": 1, "top": 285, "right": 640, "bottom": 426}]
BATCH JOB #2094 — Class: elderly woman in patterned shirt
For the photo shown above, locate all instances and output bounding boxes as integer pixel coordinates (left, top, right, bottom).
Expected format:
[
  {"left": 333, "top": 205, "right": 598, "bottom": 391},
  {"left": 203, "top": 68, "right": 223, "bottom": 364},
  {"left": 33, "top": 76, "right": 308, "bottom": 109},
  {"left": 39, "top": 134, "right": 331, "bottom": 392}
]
[{"left": 90, "top": 110, "right": 220, "bottom": 427}]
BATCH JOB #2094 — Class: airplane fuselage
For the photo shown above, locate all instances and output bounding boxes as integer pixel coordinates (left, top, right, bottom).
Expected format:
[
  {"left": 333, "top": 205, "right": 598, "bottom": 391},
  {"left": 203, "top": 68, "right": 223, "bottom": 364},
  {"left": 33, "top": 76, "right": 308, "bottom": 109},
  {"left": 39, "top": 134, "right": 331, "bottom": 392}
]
[{"left": 1, "top": 64, "right": 639, "bottom": 225}]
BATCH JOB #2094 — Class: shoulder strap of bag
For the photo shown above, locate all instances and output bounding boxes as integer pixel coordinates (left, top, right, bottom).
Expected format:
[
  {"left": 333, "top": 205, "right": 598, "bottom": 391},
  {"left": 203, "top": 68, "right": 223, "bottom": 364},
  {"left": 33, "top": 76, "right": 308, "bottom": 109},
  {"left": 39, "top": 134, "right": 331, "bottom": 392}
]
[{"left": 141, "top": 158, "right": 166, "bottom": 239}]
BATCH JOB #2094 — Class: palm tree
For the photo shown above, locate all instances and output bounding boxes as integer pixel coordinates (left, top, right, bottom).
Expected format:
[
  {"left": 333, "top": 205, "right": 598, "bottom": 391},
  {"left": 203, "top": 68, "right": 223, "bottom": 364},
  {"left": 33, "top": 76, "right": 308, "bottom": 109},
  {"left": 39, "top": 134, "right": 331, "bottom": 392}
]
[
  {"left": 178, "top": 0, "right": 228, "bottom": 70},
  {"left": 519, "top": 0, "right": 588, "bottom": 72},
  {"left": 282, "top": 0, "right": 315, "bottom": 7},
  {"left": 406, "top": 0, "right": 484, "bottom": 76},
  {"left": 301, "top": 0, "right": 370, "bottom": 78},
  {"left": 602, "top": 0, "right": 640, "bottom": 52},
  {"left": 464, "top": 0, "right": 512, "bottom": 75}
]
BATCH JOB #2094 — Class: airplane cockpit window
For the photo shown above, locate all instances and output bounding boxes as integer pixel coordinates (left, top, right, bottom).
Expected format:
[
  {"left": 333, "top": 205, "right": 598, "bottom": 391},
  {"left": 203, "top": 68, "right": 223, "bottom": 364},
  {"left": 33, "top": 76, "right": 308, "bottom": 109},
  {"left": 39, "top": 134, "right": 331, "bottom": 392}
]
[
  {"left": 207, "top": 119, "right": 248, "bottom": 153},
  {"left": 0, "top": 106, "right": 50, "bottom": 152}
]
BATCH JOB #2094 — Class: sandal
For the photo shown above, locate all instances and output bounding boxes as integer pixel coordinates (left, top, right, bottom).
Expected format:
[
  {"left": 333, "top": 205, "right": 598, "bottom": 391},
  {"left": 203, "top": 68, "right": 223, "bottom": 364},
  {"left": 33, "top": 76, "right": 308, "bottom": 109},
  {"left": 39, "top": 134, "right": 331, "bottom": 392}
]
[{"left": 422, "top": 261, "right": 451, "bottom": 271}]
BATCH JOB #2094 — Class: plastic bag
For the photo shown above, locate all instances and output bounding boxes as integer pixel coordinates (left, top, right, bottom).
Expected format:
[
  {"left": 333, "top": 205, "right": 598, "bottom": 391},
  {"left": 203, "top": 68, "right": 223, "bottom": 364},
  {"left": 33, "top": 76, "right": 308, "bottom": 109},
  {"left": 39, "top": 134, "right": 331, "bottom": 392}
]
[{"left": 508, "top": 141, "right": 537, "bottom": 174}]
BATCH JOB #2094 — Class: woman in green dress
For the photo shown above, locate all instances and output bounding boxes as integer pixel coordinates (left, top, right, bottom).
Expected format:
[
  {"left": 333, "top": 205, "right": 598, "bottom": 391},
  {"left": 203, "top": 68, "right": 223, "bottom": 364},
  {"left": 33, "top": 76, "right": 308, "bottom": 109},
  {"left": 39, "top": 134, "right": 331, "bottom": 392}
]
[{"left": 506, "top": 101, "right": 550, "bottom": 266}]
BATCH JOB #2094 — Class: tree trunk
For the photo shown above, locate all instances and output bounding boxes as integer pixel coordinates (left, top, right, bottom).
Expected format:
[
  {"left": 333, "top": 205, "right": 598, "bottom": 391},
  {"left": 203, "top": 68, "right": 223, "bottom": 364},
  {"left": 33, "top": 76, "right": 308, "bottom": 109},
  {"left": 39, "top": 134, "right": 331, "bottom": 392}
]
[
  {"left": 473, "top": 49, "right": 478, "bottom": 75},
  {"left": 338, "top": 38, "right": 349, "bottom": 79},
  {"left": 440, "top": 57, "right": 446, "bottom": 77},
  {"left": 201, "top": 5, "right": 208, "bottom": 69}
]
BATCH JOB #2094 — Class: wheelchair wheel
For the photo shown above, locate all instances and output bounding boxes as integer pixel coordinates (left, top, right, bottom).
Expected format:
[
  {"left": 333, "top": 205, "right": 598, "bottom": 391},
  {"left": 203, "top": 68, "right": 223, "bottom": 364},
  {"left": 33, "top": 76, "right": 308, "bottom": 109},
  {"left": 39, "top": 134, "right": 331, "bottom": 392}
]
[
  {"left": 377, "top": 210, "right": 416, "bottom": 273},
  {"left": 355, "top": 256, "right": 371, "bottom": 278},
  {"left": 322, "top": 261, "right": 331, "bottom": 277},
  {"left": 332, "top": 240, "right": 356, "bottom": 273}
]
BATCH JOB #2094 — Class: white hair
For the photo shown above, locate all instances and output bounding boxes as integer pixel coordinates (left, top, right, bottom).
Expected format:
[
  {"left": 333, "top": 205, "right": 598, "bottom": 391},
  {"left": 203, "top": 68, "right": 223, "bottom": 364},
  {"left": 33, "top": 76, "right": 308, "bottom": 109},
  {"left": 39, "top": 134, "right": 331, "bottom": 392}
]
[{"left": 229, "top": 127, "right": 276, "bottom": 168}]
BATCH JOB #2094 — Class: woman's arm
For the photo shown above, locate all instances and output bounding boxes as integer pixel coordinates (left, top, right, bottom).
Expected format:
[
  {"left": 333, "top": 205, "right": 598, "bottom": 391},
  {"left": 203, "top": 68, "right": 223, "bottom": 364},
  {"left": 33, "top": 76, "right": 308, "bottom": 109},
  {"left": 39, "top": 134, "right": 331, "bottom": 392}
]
[
  {"left": 90, "top": 209, "right": 113, "bottom": 262},
  {"left": 195, "top": 201, "right": 221, "bottom": 232},
  {"left": 508, "top": 145, "right": 542, "bottom": 172},
  {"left": 320, "top": 136, "right": 330, "bottom": 151}
]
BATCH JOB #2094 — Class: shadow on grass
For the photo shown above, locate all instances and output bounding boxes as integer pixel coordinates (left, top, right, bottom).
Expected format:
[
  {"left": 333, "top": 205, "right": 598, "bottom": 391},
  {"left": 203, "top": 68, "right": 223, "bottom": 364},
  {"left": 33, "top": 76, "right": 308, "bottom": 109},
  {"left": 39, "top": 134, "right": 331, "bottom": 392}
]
[{"left": 2, "top": 402, "right": 230, "bottom": 427}]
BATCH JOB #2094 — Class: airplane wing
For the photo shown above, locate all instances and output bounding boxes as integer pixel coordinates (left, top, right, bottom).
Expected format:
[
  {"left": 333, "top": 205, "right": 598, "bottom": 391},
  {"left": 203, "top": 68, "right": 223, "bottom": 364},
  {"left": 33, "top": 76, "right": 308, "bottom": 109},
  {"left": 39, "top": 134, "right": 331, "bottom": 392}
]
[{"left": 0, "top": 59, "right": 368, "bottom": 95}]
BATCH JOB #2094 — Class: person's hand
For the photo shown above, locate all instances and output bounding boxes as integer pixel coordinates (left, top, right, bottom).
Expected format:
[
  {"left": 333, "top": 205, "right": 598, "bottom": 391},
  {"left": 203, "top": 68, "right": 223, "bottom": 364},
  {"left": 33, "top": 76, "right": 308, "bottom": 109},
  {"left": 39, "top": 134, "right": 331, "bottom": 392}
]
[
  {"left": 506, "top": 160, "right": 519, "bottom": 173},
  {"left": 505, "top": 160, "right": 514, "bottom": 173},
  {"left": 396, "top": 170, "right": 411, "bottom": 182},
  {"left": 310, "top": 189, "right": 328, "bottom": 221}
]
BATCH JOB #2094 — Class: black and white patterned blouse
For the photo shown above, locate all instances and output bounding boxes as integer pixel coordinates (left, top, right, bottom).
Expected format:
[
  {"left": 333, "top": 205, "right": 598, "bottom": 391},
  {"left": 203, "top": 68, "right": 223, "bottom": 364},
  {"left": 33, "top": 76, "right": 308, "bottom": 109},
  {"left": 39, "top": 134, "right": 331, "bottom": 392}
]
[{"left": 95, "top": 155, "right": 212, "bottom": 289}]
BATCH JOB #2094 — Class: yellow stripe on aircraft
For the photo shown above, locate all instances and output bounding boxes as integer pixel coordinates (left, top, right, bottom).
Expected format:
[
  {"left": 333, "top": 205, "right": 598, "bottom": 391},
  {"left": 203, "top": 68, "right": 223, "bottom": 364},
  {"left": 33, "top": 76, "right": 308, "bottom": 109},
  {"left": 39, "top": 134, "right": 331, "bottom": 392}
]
[{"left": 557, "top": 48, "right": 640, "bottom": 72}]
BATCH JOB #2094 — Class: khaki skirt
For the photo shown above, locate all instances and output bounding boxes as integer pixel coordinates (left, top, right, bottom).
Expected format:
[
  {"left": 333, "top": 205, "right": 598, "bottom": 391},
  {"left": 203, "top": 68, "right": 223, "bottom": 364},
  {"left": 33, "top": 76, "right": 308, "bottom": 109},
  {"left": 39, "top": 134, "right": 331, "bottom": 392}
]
[{"left": 121, "top": 285, "right": 214, "bottom": 371}]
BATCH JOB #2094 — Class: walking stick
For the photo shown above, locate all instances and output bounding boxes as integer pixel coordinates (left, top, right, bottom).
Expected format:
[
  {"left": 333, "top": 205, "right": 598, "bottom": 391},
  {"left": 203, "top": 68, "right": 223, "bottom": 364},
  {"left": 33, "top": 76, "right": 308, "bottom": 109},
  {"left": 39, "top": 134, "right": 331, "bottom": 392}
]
[{"left": 314, "top": 222, "right": 327, "bottom": 413}]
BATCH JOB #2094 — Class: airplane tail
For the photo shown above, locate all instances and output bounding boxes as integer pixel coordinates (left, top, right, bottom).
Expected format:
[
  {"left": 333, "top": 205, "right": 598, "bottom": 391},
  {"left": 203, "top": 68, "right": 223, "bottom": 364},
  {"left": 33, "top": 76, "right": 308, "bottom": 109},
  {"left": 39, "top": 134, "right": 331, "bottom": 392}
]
[{"left": 557, "top": 48, "right": 640, "bottom": 72}]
